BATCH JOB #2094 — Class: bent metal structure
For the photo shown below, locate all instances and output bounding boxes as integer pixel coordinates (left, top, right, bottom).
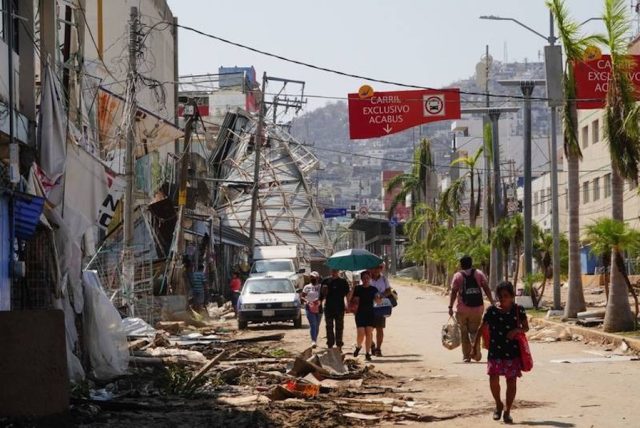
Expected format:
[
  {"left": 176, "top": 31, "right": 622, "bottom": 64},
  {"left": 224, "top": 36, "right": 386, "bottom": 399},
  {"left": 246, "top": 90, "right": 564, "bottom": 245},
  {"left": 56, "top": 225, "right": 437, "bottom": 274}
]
[{"left": 210, "top": 111, "right": 332, "bottom": 263}]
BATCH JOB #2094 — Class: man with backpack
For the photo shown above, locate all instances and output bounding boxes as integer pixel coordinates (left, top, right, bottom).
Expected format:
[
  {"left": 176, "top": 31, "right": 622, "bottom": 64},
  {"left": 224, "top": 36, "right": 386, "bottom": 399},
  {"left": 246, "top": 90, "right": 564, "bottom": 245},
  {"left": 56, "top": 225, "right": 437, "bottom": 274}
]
[{"left": 448, "top": 255, "right": 495, "bottom": 362}]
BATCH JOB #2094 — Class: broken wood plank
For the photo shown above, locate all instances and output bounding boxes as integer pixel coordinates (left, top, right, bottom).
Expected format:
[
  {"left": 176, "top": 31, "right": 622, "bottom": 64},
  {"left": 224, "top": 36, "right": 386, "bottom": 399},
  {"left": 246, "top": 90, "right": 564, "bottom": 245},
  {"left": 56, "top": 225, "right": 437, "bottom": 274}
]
[
  {"left": 287, "top": 356, "right": 329, "bottom": 378},
  {"left": 127, "top": 338, "right": 150, "bottom": 351},
  {"left": 185, "top": 350, "right": 228, "bottom": 389},
  {"left": 219, "top": 357, "right": 292, "bottom": 366},
  {"left": 227, "top": 333, "right": 285, "bottom": 343}
]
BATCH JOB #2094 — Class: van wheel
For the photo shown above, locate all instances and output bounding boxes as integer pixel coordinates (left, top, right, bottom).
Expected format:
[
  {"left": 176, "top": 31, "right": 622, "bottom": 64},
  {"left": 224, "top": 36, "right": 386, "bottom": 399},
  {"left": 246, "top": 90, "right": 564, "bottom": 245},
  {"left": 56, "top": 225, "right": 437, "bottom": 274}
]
[
  {"left": 293, "top": 315, "right": 302, "bottom": 328},
  {"left": 238, "top": 319, "right": 248, "bottom": 330}
]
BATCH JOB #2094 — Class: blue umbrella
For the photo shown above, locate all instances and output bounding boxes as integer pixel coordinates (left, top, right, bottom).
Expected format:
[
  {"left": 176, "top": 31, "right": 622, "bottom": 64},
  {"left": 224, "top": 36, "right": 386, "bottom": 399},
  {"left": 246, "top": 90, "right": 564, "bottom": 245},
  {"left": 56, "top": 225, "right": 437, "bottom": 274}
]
[{"left": 326, "top": 249, "right": 383, "bottom": 271}]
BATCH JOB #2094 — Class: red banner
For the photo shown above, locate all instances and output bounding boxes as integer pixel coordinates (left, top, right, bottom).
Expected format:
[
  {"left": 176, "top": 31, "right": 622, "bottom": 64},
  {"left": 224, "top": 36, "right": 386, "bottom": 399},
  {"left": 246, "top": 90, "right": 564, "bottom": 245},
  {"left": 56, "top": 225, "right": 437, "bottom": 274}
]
[
  {"left": 348, "top": 89, "right": 461, "bottom": 139},
  {"left": 574, "top": 55, "right": 640, "bottom": 109}
]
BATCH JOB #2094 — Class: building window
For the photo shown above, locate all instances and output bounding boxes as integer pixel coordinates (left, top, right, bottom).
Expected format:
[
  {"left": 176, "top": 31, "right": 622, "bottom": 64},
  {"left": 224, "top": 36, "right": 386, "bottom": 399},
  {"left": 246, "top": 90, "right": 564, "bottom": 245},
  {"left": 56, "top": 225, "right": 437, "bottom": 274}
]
[
  {"left": 604, "top": 173, "right": 612, "bottom": 198},
  {"left": 592, "top": 119, "right": 599, "bottom": 144},
  {"left": 534, "top": 192, "right": 539, "bottom": 216},
  {"left": 546, "top": 187, "right": 551, "bottom": 213},
  {"left": 593, "top": 177, "right": 600, "bottom": 201},
  {"left": 582, "top": 126, "right": 589, "bottom": 149},
  {"left": 583, "top": 181, "right": 590, "bottom": 204}
]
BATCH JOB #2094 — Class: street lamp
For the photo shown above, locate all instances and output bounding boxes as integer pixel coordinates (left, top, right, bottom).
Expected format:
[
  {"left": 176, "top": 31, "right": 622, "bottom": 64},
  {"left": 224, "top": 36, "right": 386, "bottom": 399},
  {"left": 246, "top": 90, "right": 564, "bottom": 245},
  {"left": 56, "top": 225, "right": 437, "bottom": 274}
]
[{"left": 480, "top": 11, "right": 562, "bottom": 308}]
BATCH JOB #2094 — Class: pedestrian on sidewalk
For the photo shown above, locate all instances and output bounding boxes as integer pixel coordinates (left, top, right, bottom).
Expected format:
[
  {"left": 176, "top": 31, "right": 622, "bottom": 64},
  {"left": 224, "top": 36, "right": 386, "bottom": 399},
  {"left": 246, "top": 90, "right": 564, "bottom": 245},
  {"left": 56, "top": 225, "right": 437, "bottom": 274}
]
[
  {"left": 370, "top": 263, "right": 391, "bottom": 356},
  {"left": 188, "top": 263, "right": 206, "bottom": 312},
  {"left": 321, "top": 269, "right": 350, "bottom": 351},
  {"left": 301, "top": 271, "right": 323, "bottom": 348},
  {"left": 448, "top": 255, "right": 494, "bottom": 362},
  {"left": 348, "top": 271, "right": 382, "bottom": 361},
  {"left": 474, "top": 281, "right": 529, "bottom": 424},
  {"left": 229, "top": 271, "right": 242, "bottom": 314}
]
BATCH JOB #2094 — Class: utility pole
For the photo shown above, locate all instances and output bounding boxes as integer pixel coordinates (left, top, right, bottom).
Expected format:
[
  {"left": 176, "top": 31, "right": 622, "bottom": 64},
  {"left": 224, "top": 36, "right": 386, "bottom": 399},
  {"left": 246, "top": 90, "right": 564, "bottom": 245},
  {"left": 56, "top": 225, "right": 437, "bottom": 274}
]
[
  {"left": 248, "top": 72, "right": 268, "bottom": 260},
  {"left": 499, "top": 79, "right": 545, "bottom": 278},
  {"left": 7, "top": 0, "right": 19, "bottom": 186},
  {"left": 390, "top": 220, "right": 397, "bottom": 276},
  {"left": 482, "top": 45, "right": 491, "bottom": 240},
  {"left": 489, "top": 110, "right": 503, "bottom": 283},
  {"left": 122, "top": 7, "right": 139, "bottom": 316}
]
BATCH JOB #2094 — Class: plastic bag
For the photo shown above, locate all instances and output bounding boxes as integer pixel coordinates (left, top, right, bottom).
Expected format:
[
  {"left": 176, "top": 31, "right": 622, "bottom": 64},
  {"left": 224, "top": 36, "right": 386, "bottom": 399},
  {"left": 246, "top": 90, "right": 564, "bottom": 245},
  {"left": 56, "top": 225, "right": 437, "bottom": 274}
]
[
  {"left": 441, "top": 317, "right": 461, "bottom": 350},
  {"left": 83, "top": 270, "right": 129, "bottom": 380}
]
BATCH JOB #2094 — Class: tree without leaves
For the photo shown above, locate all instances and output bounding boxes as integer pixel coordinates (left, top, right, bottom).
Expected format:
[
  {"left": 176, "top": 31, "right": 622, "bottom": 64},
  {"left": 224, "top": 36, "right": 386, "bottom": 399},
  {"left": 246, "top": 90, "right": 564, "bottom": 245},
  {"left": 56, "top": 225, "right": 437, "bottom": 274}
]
[{"left": 602, "top": 0, "right": 640, "bottom": 332}]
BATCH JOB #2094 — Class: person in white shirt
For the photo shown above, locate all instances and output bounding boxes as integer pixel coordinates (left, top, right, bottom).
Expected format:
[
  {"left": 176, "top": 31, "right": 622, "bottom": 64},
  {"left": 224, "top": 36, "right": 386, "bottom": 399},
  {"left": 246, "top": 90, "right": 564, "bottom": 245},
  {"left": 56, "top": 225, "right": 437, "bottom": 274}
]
[
  {"left": 301, "top": 271, "right": 323, "bottom": 348},
  {"left": 369, "top": 263, "right": 391, "bottom": 356}
]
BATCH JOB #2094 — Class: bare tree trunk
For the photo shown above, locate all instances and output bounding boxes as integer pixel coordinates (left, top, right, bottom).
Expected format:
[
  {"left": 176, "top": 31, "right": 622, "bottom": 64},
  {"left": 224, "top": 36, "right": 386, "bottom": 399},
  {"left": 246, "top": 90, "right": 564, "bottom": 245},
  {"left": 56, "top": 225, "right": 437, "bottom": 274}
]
[
  {"left": 513, "top": 248, "right": 521, "bottom": 286},
  {"left": 614, "top": 251, "right": 639, "bottom": 327},
  {"left": 564, "top": 154, "right": 586, "bottom": 318},
  {"left": 604, "top": 171, "right": 635, "bottom": 332}
]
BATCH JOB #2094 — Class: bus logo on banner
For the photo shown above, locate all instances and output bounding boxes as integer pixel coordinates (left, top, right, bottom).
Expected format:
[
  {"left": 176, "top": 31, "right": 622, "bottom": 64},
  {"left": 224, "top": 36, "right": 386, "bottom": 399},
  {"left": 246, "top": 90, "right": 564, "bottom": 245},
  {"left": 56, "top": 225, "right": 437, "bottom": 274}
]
[{"left": 348, "top": 88, "right": 461, "bottom": 139}]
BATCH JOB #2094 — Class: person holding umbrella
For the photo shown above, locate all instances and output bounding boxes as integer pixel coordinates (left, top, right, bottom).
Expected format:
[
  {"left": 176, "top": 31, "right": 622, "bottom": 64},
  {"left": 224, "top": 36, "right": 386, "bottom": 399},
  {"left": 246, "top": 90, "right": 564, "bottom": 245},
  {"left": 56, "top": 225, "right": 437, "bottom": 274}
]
[{"left": 348, "top": 271, "right": 382, "bottom": 361}]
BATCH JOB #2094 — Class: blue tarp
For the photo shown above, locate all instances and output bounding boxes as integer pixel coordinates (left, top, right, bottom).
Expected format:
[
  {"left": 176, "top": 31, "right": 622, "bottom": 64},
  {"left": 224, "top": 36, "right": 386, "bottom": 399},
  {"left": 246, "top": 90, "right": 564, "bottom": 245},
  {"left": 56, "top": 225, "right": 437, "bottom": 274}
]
[{"left": 13, "top": 192, "right": 45, "bottom": 240}]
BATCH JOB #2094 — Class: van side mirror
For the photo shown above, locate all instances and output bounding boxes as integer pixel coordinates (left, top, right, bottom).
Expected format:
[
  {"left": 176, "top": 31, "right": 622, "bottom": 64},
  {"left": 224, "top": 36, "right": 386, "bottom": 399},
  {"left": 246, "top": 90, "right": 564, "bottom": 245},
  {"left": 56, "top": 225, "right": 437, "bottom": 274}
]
[{"left": 298, "top": 269, "right": 306, "bottom": 274}]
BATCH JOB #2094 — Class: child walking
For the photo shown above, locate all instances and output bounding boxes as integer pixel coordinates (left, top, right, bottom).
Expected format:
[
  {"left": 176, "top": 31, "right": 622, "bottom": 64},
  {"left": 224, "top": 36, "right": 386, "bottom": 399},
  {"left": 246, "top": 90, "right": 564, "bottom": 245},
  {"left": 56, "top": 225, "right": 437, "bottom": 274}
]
[{"left": 474, "top": 281, "right": 529, "bottom": 424}]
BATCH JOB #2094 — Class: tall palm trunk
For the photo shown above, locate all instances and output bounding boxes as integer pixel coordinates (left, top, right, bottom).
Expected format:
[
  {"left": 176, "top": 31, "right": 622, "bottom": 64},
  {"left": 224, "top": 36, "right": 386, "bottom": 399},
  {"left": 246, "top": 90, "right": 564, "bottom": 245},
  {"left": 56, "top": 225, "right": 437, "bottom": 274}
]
[
  {"left": 469, "top": 167, "right": 476, "bottom": 227},
  {"left": 513, "top": 247, "right": 521, "bottom": 286},
  {"left": 604, "top": 170, "right": 635, "bottom": 331},
  {"left": 565, "top": 154, "right": 586, "bottom": 317}
]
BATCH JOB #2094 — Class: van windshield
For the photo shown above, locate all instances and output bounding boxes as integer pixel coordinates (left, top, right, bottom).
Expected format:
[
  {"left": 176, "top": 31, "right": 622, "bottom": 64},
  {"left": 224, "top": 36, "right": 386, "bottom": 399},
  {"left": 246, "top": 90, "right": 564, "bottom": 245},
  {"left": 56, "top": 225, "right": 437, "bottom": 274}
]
[
  {"left": 251, "top": 260, "right": 295, "bottom": 273},
  {"left": 242, "top": 279, "right": 294, "bottom": 295}
]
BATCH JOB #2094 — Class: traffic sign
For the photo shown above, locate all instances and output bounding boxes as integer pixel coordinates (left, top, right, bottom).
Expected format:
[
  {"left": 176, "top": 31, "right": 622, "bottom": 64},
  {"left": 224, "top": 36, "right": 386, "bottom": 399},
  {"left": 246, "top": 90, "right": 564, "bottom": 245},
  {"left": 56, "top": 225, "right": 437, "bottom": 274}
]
[
  {"left": 347, "top": 88, "right": 461, "bottom": 139},
  {"left": 323, "top": 208, "right": 347, "bottom": 219}
]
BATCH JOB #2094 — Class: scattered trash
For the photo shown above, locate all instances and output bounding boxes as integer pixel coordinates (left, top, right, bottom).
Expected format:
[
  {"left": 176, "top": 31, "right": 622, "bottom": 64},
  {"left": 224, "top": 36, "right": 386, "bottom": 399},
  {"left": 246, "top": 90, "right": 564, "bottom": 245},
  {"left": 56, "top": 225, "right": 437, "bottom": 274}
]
[
  {"left": 122, "top": 317, "right": 157, "bottom": 337},
  {"left": 551, "top": 356, "right": 639, "bottom": 364}
]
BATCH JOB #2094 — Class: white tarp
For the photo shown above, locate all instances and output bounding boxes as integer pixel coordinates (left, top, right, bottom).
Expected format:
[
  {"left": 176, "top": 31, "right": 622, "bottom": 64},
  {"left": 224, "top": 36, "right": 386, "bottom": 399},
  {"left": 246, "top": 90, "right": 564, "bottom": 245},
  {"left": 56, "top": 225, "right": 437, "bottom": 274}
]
[
  {"left": 37, "top": 65, "right": 67, "bottom": 206},
  {"left": 83, "top": 270, "right": 129, "bottom": 380}
]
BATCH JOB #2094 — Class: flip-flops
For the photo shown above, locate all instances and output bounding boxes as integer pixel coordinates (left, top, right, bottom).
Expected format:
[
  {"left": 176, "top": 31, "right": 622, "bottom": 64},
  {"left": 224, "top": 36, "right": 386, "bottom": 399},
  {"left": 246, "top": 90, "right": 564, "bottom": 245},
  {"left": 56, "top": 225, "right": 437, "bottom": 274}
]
[{"left": 493, "top": 404, "right": 503, "bottom": 421}]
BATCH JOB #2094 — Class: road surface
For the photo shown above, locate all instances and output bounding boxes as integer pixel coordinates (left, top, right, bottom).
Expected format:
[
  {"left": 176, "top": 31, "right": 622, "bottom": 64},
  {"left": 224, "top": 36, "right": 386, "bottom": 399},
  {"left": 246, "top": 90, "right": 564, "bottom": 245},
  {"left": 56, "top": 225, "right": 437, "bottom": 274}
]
[{"left": 272, "top": 282, "right": 640, "bottom": 427}]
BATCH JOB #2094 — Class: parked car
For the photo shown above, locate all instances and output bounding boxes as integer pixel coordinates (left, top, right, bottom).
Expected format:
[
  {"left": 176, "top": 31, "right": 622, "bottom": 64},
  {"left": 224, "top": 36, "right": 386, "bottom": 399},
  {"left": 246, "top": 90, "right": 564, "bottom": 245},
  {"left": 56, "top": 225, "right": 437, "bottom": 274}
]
[{"left": 236, "top": 273, "right": 302, "bottom": 330}]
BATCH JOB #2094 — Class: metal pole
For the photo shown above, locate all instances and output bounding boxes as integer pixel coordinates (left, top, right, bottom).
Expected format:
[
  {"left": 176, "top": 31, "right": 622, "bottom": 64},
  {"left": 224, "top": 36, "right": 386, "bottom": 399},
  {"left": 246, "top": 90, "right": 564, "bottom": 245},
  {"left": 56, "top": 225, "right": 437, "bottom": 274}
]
[
  {"left": 490, "top": 110, "right": 503, "bottom": 283},
  {"left": 548, "top": 11, "right": 562, "bottom": 310},
  {"left": 550, "top": 107, "right": 562, "bottom": 309},
  {"left": 483, "top": 45, "right": 491, "bottom": 239},
  {"left": 248, "top": 73, "right": 268, "bottom": 260},
  {"left": 390, "top": 222, "right": 397, "bottom": 276},
  {"left": 521, "top": 81, "right": 535, "bottom": 277}
]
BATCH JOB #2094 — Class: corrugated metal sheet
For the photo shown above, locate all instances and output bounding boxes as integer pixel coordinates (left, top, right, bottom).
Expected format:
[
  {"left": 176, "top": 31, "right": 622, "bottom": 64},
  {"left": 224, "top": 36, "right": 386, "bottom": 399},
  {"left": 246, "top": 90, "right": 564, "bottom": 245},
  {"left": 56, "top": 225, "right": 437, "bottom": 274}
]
[{"left": 13, "top": 192, "right": 45, "bottom": 240}]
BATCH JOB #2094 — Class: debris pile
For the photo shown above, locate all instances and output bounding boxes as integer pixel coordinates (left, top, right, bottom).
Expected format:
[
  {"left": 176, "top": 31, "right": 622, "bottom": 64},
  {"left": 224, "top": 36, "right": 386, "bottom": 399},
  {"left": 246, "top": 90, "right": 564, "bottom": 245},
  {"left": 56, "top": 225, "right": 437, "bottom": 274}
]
[{"left": 69, "top": 316, "right": 438, "bottom": 427}]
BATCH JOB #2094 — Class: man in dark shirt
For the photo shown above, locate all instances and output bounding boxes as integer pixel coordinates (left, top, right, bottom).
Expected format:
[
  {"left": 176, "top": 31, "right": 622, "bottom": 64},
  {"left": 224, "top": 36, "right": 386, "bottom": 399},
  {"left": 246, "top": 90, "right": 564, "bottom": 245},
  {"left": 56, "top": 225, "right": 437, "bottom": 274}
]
[{"left": 321, "top": 269, "right": 350, "bottom": 351}]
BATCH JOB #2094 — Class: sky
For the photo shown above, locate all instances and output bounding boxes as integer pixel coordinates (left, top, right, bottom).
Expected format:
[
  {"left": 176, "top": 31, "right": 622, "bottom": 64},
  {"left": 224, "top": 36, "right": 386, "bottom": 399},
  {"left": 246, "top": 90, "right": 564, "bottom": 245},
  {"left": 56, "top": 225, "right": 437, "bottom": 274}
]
[{"left": 167, "top": 0, "right": 620, "bottom": 111}]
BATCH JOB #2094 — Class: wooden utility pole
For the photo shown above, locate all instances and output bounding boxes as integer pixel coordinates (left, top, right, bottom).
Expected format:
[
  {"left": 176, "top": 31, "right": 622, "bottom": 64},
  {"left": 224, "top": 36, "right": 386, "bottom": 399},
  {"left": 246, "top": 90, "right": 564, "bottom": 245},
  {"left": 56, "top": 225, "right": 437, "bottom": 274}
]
[
  {"left": 248, "top": 72, "right": 268, "bottom": 261},
  {"left": 122, "top": 7, "right": 139, "bottom": 316}
]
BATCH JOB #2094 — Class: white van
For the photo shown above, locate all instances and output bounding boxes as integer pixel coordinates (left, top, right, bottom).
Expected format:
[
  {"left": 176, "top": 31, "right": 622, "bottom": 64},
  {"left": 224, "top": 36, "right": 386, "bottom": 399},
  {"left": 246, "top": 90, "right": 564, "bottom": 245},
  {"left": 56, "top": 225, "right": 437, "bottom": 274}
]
[{"left": 237, "top": 273, "right": 302, "bottom": 330}]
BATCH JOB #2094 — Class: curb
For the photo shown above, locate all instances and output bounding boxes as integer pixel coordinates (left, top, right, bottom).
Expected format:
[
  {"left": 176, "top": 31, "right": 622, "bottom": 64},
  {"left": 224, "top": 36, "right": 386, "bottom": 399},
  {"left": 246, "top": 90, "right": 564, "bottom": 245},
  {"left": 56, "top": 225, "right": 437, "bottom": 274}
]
[
  {"left": 390, "top": 277, "right": 448, "bottom": 295},
  {"left": 529, "top": 316, "right": 640, "bottom": 353}
]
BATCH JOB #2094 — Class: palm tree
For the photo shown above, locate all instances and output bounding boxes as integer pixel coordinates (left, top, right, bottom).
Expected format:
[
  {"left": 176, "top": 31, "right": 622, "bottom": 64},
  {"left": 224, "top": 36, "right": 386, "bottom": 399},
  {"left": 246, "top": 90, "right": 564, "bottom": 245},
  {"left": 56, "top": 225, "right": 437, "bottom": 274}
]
[
  {"left": 602, "top": 0, "right": 640, "bottom": 332},
  {"left": 492, "top": 217, "right": 512, "bottom": 282},
  {"left": 585, "top": 218, "right": 639, "bottom": 330},
  {"left": 547, "top": 0, "right": 601, "bottom": 318},
  {"left": 450, "top": 147, "right": 484, "bottom": 227},
  {"left": 386, "top": 138, "right": 435, "bottom": 217},
  {"left": 509, "top": 214, "right": 525, "bottom": 286}
]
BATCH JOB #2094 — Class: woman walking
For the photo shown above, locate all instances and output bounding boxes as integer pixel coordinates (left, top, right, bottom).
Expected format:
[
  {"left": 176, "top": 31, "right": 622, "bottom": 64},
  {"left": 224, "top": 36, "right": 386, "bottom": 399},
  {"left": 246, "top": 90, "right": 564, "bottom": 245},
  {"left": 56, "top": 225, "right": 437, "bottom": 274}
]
[
  {"left": 301, "top": 271, "right": 323, "bottom": 348},
  {"left": 348, "top": 271, "right": 381, "bottom": 361},
  {"left": 474, "top": 281, "right": 529, "bottom": 424}
]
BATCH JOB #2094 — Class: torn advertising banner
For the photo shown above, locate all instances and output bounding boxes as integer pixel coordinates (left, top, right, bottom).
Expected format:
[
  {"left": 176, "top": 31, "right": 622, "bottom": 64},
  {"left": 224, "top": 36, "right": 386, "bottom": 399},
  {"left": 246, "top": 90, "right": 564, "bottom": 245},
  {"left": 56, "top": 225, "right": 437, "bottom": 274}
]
[
  {"left": 63, "top": 143, "right": 125, "bottom": 238},
  {"left": 97, "top": 87, "right": 183, "bottom": 157}
]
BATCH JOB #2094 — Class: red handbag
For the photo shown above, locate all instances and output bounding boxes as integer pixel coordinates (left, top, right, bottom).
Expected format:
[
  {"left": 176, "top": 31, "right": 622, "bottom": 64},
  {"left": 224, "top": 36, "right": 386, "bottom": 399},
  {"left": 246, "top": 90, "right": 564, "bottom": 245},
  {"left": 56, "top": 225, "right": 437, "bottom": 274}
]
[{"left": 515, "top": 305, "right": 533, "bottom": 372}]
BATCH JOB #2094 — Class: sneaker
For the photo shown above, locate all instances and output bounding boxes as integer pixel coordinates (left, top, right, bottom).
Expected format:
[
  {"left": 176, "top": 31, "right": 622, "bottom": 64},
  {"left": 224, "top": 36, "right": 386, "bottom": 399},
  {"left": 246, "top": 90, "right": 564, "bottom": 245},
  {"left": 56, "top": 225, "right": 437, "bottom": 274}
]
[
  {"left": 374, "top": 348, "right": 382, "bottom": 357},
  {"left": 365, "top": 353, "right": 372, "bottom": 361},
  {"left": 353, "top": 346, "right": 361, "bottom": 357},
  {"left": 337, "top": 346, "right": 342, "bottom": 353},
  {"left": 463, "top": 358, "right": 471, "bottom": 363},
  {"left": 311, "top": 341, "right": 317, "bottom": 348}
]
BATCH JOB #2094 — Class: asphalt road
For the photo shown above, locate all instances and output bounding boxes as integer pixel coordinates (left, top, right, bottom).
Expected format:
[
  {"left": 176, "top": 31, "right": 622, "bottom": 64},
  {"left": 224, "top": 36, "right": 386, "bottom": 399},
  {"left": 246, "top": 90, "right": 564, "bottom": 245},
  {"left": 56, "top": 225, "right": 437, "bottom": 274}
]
[{"left": 274, "top": 282, "right": 640, "bottom": 427}]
